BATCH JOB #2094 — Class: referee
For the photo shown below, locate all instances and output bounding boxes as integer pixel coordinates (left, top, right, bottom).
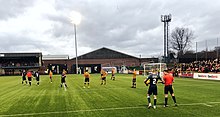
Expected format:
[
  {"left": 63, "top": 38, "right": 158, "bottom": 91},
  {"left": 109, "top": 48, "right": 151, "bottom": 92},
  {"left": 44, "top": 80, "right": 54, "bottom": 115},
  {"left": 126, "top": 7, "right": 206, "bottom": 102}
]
[
  {"left": 163, "top": 70, "right": 177, "bottom": 107},
  {"left": 26, "top": 70, "right": 32, "bottom": 86}
]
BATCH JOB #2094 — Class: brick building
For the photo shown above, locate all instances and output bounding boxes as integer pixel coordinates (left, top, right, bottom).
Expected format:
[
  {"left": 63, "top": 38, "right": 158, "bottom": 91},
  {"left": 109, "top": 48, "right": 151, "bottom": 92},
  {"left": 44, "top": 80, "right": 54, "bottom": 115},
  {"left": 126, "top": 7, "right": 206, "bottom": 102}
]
[{"left": 43, "top": 47, "right": 158, "bottom": 74}]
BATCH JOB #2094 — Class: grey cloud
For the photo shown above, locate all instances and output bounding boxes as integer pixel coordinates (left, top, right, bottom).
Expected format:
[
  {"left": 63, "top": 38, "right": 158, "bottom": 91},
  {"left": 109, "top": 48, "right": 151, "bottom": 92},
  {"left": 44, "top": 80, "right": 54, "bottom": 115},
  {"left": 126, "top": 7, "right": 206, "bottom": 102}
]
[
  {"left": 0, "top": 0, "right": 34, "bottom": 20},
  {"left": 0, "top": 33, "right": 49, "bottom": 52},
  {"left": 45, "top": 0, "right": 170, "bottom": 57},
  {"left": 1, "top": 0, "right": 220, "bottom": 58}
]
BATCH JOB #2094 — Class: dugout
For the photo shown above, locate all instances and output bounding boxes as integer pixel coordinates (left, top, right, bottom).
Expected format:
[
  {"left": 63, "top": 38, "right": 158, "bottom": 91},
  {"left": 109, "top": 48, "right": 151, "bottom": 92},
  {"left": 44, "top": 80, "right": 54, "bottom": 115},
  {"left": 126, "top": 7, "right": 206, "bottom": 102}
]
[
  {"left": 72, "top": 64, "right": 101, "bottom": 74},
  {"left": 0, "top": 53, "right": 42, "bottom": 75},
  {"left": 47, "top": 64, "right": 68, "bottom": 74}
]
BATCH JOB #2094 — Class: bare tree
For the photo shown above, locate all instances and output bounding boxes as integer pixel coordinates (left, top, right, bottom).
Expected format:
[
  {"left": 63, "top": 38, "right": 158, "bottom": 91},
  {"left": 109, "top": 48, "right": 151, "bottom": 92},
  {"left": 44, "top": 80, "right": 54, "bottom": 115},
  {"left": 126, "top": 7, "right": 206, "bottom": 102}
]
[{"left": 170, "top": 27, "right": 194, "bottom": 56}]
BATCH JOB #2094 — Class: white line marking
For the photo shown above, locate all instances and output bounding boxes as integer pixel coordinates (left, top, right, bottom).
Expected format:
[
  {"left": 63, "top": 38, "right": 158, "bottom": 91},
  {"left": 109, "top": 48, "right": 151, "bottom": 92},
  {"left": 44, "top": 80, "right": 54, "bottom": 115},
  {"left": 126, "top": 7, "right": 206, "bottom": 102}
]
[
  {"left": 0, "top": 106, "right": 144, "bottom": 117},
  {"left": 1, "top": 102, "right": 220, "bottom": 117},
  {"left": 179, "top": 102, "right": 220, "bottom": 106},
  {"left": 209, "top": 102, "right": 220, "bottom": 104},
  {"left": 79, "top": 87, "right": 132, "bottom": 91},
  {"left": 203, "top": 103, "right": 213, "bottom": 107},
  {"left": 179, "top": 103, "right": 205, "bottom": 106}
]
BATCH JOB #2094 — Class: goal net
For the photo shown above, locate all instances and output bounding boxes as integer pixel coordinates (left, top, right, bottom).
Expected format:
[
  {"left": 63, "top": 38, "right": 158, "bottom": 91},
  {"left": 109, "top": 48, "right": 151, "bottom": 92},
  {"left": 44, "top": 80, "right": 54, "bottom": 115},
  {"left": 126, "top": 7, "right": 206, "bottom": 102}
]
[{"left": 143, "top": 63, "right": 167, "bottom": 77}]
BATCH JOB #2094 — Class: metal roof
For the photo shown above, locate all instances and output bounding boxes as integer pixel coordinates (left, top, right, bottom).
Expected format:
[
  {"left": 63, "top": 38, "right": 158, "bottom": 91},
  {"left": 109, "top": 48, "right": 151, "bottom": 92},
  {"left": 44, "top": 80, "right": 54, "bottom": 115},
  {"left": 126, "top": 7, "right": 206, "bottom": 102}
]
[
  {"left": 42, "top": 55, "right": 69, "bottom": 60},
  {"left": 74, "top": 47, "right": 138, "bottom": 60},
  {"left": 0, "top": 53, "right": 42, "bottom": 57}
]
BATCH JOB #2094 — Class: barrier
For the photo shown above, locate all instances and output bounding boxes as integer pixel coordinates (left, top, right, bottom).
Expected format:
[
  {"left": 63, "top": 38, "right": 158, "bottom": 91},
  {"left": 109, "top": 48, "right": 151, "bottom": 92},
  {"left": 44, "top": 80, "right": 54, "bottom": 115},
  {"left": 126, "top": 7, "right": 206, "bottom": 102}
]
[
  {"left": 179, "top": 72, "right": 194, "bottom": 78},
  {"left": 193, "top": 73, "right": 220, "bottom": 80}
]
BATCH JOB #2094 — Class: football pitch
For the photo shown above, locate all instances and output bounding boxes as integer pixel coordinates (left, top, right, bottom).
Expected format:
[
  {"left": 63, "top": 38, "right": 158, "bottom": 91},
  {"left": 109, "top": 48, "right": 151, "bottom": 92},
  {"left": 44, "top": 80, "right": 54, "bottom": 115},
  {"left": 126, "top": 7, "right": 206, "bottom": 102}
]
[{"left": 0, "top": 74, "right": 220, "bottom": 117}]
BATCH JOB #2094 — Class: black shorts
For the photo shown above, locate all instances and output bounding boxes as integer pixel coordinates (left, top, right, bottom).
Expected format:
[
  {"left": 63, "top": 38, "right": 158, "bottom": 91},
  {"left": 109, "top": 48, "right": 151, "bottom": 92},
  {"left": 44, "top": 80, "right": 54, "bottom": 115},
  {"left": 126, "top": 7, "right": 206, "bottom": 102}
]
[
  {"left": 85, "top": 78, "right": 89, "bottom": 82},
  {"left": 36, "top": 77, "right": 39, "bottom": 81},
  {"left": 28, "top": 77, "right": 32, "bottom": 81},
  {"left": 164, "top": 85, "right": 174, "bottom": 94},
  {"left": 132, "top": 79, "right": 136, "bottom": 82},
  {"left": 148, "top": 85, "right": 157, "bottom": 95},
  {"left": 61, "top": 79, "right": 65, "bottom": 83},
  {"left": 102, "top": 77, "right": 106, "bottom": 80},
  {"left": 22, "top": 77, "right": 26, "bottom": 80}
]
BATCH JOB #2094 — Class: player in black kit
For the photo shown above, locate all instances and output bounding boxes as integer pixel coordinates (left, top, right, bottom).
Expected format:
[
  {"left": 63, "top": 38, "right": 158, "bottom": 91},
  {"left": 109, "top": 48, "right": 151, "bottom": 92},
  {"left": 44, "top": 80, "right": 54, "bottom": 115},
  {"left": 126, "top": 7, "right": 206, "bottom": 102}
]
[
  {"left": 21, "top": 70, "right": 27, "bottom": 85},
  {"left": 60, "top": 72, "right": 68, "bottom": 91},
  {"left": 144, "top": 70, "right": 163, "bottom": 109},
  {"left": 35, "top": 71, "right": 40, "bottom": 86}
]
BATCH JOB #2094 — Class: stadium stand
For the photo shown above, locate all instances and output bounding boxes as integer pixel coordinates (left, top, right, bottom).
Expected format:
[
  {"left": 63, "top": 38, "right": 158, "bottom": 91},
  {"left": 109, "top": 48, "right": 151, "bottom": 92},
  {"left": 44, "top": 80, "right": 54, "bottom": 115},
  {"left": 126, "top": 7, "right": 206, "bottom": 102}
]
[
  {"left": 169, "top": 59, "right": 220, "bottom": 78},
  {"left": 0, "top": 53, "right": 42, "bottom": 75}
]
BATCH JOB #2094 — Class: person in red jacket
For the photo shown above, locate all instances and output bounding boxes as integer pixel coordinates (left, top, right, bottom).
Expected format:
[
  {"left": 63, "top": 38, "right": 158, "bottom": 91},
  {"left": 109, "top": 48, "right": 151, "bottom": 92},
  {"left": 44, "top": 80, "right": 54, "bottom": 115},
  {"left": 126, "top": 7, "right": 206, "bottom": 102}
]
[
  {"left": 26, "top": 70, "right": 32, "bottom": 86},
  {"left": 163, "top": 70, "right": 177, "bottom": 107}
]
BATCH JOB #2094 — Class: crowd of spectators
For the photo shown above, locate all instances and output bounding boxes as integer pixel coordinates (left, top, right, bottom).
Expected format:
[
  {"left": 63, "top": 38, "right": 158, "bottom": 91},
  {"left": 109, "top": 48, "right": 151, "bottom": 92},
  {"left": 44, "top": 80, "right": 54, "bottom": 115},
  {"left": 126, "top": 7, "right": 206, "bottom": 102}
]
[
  {"left": 171, "top": 59, "right": 220, "bottom": 76},
  {"left": 0, "top": 60, "right": 39, "bottom": 68}
]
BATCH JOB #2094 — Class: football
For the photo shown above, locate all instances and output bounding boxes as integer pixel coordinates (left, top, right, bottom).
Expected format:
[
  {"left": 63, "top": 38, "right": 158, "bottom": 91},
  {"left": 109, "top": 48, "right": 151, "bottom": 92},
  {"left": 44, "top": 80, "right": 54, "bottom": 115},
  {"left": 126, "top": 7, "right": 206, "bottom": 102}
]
[{"left": 145, "top": 79, "right": 150, "bottom": 86}]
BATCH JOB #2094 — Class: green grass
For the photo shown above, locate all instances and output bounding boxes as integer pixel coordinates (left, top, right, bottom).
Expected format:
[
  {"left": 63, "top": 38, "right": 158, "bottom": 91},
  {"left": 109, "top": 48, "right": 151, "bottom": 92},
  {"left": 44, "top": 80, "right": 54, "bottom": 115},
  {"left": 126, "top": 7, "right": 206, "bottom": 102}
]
[{"left": 0, "top": 74, "right": 220, "bottom": 117}]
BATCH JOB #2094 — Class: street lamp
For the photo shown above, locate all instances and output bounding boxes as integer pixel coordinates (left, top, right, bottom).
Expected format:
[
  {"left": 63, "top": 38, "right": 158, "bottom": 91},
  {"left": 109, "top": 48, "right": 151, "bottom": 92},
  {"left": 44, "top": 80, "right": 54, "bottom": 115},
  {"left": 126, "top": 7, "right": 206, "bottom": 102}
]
[{"left": 70, "top": 11, "right": 81, "bottom": 74}]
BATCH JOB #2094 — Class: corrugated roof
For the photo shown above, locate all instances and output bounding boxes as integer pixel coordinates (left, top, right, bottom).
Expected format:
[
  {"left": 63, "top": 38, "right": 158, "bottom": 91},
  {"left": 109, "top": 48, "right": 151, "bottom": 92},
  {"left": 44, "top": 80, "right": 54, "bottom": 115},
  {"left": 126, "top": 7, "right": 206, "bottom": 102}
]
[
  {"left": 0, "top": 53, "right": 42, "bottom": 57},
  {"left": 42, "top": 55, "right": 69, "bottom": 60},
  {"left": 72, "top": 47, "right": 138, "bottom": 59}
]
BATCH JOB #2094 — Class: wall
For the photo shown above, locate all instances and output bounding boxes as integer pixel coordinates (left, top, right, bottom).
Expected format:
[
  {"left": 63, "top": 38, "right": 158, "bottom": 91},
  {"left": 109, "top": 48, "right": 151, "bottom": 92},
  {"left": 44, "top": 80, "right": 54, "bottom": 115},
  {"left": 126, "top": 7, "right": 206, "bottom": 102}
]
[{"left": 43, "top": 58, "right": 140, "bottom": 73}]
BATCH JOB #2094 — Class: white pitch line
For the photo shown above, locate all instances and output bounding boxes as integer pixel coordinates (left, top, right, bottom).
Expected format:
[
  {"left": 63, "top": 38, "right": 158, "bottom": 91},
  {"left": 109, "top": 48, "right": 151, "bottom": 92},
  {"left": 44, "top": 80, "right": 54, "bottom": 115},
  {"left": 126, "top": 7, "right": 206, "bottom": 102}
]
[
  {"left": 209, "top": 102, "right": 220, "bottom": 104},
  {"left": 1, "top": 102, "right": 220, "bottom": 117},
  {"left": 179, "top": 103, "right": 218, "bottom": 107},
  {"left": 0, "top": 106, "right": 145, "bottom": 117},
  {"left": 78, "top": 87, "right": 135, "bottom": 91},
  {"left": 179, "top": 102, "right": 220, "bottom": 107},
  {"left": 203, "top": 103, "right": 213, "bottom": 107},
  {"left": 179, "top": 103, "right": 206, "bottom": 106}
]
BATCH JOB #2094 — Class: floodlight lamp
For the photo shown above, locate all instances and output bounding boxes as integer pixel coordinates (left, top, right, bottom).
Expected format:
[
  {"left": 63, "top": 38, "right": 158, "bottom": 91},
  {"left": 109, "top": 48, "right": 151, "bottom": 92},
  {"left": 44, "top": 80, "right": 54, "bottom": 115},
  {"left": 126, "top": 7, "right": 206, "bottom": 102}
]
[
  {"left": 168, "top": 14, "right": 172, "bottom": 19},
  {"left": 161, "top": 15, "right": 163, "bottom": 21},
  {"left": 168, "top": 14, "right": 172, "bottom": 21},
  {"left": 70, "top": 11, "right": 82, "bottom": 25}
]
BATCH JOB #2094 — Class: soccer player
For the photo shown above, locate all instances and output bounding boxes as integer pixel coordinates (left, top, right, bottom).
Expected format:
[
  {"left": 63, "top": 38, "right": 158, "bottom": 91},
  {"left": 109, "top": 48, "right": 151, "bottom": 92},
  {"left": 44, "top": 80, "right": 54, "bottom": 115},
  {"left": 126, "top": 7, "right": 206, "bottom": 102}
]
[
  {"left": 144, "top": 70, "right": 163, "bottom": 109},
  {"left": 111, "top": 68, "right": 116, "bottom": 80},
  {"left": 35, "top": 71, "right": 40, "bottom": 86},
  {"left": 83, "top": 70, "right": 90, "bottom": 88},
  {"left": 163, "top": 70, "right": 177, "bottom": 107},
  {"left": 131, "top": 69, "right": 137, "bottom": 88},
  {"left": 62, "top": 69, "right": 67, "bottom": 74},
  {"left": 49, "top": 70, "right": 53, "bottom": 83},
  {"left": 21, "top": 70, "right": 27, "bottom": 85},
  {"left": 60, "top": 71, "right": 68, "bottom": 91},
  {"left": 101, "top": 69, "right": 107, "bottom": 85},
  {"left": 26, "top": 70, "right": 32, "bottom": 86}
]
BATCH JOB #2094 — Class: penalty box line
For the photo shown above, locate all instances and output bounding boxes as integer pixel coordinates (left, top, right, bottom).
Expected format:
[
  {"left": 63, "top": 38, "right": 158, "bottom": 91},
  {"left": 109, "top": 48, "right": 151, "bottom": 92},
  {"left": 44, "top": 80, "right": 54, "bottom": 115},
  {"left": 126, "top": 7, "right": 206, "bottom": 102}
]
[{"left": 1, "top": 102, "right": 220, "bottom": 117}]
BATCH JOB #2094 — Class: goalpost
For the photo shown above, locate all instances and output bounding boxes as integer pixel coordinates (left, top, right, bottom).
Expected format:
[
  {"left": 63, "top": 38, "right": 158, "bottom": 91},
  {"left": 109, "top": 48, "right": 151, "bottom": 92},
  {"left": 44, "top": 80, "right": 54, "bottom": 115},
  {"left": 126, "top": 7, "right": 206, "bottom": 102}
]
[{"left": 143, "top": 63, "right": 167, "bottom": 77}]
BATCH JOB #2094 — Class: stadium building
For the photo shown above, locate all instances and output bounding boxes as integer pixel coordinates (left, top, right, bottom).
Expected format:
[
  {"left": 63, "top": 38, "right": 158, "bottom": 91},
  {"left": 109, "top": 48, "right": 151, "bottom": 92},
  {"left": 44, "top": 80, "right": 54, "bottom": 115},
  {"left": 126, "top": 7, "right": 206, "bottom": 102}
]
[
  {"left": 42, "top": 55, "right": 70, "bottom": 74},
  {"left": 43, "top": 47, "right": 158, "bottom": 74},
  {"left": 0, "top": 47, "right": 158, "bottom": 75},
  {"left": 0, "top": 53, "right": 42, "bottom": 75}
]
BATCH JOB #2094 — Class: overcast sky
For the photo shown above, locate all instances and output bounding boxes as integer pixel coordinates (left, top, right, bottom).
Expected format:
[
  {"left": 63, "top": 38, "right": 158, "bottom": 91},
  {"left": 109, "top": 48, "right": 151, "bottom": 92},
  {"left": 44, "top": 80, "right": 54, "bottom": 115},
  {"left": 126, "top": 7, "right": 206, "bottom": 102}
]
[{"left": 0, "top": 0, "right": 220, "bottom": 58}]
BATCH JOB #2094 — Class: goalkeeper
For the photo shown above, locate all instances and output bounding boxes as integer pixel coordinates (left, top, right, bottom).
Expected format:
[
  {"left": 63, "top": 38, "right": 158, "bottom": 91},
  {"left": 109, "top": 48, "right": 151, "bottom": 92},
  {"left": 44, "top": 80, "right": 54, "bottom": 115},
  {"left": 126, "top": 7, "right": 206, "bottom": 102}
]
[{"left": 144, "top": 69, "right": 163, "bottom": 109}]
